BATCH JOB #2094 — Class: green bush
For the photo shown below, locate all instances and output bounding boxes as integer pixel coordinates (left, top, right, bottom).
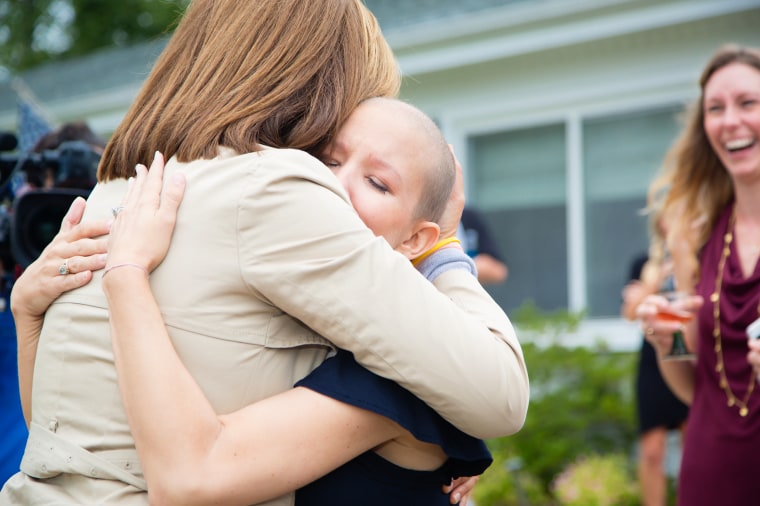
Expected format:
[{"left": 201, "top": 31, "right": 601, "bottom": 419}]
[
  {"left": 552, "top": 454, "right": 639, "bottom": 506},
  {"left": 473, "top": 303, "right": 639, "bottom": 506}
]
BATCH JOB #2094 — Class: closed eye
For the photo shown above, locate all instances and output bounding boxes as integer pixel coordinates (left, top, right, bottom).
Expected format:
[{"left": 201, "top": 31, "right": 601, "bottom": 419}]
[
  {"left": 321, "top": 159, "right": 340, "bottom": 170},
  {"left": 368, "top": 177, "right": 389, "bottom": 193}
]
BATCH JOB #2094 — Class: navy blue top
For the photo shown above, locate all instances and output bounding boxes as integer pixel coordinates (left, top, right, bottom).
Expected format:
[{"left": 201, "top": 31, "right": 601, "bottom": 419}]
[
  {"left": 0, "top": 305, "right": 27, "bottom": 484},
  {"left": 294, "top": 350, "right": 492, "bottom": 505}
]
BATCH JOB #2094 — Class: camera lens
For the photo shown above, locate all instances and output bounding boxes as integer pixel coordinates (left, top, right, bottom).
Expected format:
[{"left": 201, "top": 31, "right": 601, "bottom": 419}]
[
  {"left": 11, "top": 189, "right": 90, "bottom": 268},
  {"left": 24, "top": 205, "right": 66, "bottom": 255}
]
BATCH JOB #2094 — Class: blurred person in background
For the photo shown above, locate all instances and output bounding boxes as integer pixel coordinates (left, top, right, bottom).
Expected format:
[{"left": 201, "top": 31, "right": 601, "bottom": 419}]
[
  {"left": 0, "top": 120, "right": 103, "bottom": 485},
  {"left": 460, "top": 206, "right": 508, "bottom": 285},
  {"left": 622, "top": 208, "right": 688, "bottom": 506}
]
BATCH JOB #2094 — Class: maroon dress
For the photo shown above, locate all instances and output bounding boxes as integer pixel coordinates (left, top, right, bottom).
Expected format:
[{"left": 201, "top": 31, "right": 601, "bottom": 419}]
[{"left": 679, "top": 205, "right": 760, "bottom": 505}]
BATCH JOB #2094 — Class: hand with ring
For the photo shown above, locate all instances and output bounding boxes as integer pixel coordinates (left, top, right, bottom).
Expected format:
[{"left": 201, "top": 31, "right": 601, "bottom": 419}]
[
  {"left": 104, "top": 152, "right": 186, "bottom": 278},
  {"left": 635, "top": 292, "right": 703, "bottom": 357},
  {"left": 10, "top": 196, "right": 111, "bottom": 321}
]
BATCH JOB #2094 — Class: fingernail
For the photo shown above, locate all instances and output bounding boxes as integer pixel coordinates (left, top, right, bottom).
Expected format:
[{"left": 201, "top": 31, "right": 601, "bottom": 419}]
[
  {"left": 99, "top": 254, "right": 108, "bottom": 263},
  {"left": 453, "top": 493, "right": 461, "bottom": 504}
]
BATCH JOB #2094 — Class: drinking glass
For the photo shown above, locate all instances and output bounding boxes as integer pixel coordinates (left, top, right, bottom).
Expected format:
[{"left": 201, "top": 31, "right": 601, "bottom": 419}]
[{"left": 658, "top": 291, "right": 696, "bottom": 361}]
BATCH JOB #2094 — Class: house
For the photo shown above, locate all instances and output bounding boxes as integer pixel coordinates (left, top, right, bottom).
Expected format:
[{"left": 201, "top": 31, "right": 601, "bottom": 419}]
[{"left": 1, "top": 0, "right": 758, "bottom": 348}]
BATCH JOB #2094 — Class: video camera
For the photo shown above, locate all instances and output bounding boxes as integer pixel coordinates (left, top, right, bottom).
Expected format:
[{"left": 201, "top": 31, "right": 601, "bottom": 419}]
[{"left": 0, "top": 132, "right": 100, "bottom": 270}]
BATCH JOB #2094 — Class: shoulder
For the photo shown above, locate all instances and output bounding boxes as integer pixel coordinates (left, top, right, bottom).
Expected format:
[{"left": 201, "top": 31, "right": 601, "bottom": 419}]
[
  {"left": 202, "top": 146, "right": 334, "bottom": 180},
  {"left": 254, "top": 146, "right": 335, "bottom": 182},
  {"left": 184, "top": 146, "right": 348, "bottom": 205}
]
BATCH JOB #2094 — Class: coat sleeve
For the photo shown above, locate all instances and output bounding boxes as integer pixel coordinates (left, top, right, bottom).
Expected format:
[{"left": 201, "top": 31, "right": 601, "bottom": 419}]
[{"left": 238, "top": 149, "right": 529, "bottom": 439}]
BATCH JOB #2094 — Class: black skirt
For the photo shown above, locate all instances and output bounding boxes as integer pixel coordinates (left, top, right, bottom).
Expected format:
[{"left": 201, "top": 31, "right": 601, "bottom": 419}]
[{"left": 636, "top": 337, "right": 689, "bottom": 434}]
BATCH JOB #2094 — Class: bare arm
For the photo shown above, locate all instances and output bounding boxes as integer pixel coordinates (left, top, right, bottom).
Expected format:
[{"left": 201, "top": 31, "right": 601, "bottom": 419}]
[
  {"left": 636, "top": 291, "right": 702, "bottom": 405},
  {"left": 104, "top": 159, "right": 470, "bottom": 505},
  {"left": 473, "top": 253, "right": 508, "bottom": 285},
  {"left": 10, "top": 197, "right": 109, "bottom": 424},
  {"left": 621, "top": 260, "right": 659, "bottom": 321},
  {"left": 104, "top": 268, "right": 404, "bottom": 506}
]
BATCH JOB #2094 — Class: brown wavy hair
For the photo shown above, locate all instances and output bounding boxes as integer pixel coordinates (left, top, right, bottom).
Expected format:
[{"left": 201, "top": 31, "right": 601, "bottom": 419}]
[
  {"left": 647, "top": 44, "right": 760, "bottom": 289},
  {"left": 98, "top": 0, "right": 400, "bottom": 180}
]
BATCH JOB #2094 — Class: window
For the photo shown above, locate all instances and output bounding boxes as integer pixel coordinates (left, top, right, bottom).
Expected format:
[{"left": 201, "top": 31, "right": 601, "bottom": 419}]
[
  {"left": 582, "top": 107, "right": 682, "bottom": 317},
  {"left": 466, "top": 105, "right": 683, "bottom": 318},
  {"left": 468, "top": 123, "right": 567, "bottom": 313}
]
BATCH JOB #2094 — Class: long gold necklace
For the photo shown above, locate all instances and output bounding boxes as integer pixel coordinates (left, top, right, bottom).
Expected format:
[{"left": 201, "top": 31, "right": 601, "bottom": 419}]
[{"left": 711, "top": 208, "right": 758, "bottom": 417}]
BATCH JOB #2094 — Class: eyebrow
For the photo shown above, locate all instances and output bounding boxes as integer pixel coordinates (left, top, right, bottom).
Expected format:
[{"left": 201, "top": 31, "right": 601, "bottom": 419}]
[
  {"left": 331, "top": 135, "right": 403, "bottom": 188},
  {"left": 329, "top": 138, "right": 346, "bottom": 152},
  {"left": 367, "top": 152, "right": 403, "bottom": 189}
]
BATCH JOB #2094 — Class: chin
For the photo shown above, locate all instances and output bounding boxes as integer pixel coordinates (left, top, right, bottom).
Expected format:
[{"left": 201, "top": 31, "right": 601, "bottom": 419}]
[{"left": 720, "top": 154, "right": 760, "bottom": 177}]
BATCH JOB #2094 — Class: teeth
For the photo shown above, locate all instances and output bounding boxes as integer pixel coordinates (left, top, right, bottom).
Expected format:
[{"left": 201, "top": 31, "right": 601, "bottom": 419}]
[{"left": 725, "top": 138, "right": 754, "bottom": 150}]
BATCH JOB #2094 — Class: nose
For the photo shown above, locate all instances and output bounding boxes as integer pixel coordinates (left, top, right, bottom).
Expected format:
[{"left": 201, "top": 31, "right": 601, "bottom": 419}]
[
  {"left": 333, "top": 165, "right": 354, "bottom": 199},
  {"left": 722, "top": 104, "right": 741, "bottom": 127}
]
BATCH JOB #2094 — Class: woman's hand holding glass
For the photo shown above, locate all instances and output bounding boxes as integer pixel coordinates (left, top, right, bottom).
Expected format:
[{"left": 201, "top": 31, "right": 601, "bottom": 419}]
[{"left": 637, "top": 291, "right": 703, "bottom": 360}]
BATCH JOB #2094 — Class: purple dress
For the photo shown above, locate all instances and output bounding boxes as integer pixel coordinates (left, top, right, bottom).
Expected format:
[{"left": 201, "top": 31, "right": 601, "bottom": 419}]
[{"left": 679, "top": 205, "right": 760, "bottom": 505}]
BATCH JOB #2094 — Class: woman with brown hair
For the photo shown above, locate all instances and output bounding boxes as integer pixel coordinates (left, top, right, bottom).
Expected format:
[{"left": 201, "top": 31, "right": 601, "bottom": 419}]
[
  {"left": 4, "top": 1, "right": 528, "bottom": 504},
  {"left": 638, "top": 44, "right": 760, "bottom": 504}
]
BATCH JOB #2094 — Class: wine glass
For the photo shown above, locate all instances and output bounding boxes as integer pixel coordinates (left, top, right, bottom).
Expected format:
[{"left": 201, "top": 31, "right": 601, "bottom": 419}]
[{"left": 657, "top": 291, "right": 696, "bottom": 361}]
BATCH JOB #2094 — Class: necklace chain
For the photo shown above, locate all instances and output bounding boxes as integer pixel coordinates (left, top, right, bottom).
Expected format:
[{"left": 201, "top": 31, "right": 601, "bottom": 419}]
[{"left": 712, "top": 208, "right": 758, "bottom": 417}]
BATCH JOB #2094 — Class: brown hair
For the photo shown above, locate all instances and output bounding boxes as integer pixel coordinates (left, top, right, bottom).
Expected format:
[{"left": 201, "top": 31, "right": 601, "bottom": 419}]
[
  {"left": 648, "top": 44, "right": 760, "bottom": 288},
  {"left": 33, "top": 121, "right": 105, "bottom": 152},
  {"left": 98, "top": 0, "right": 400, "bottom": 181}
]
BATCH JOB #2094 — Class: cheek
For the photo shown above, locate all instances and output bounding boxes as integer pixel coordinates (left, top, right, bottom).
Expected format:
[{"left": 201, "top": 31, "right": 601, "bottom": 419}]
[
  {"left": 352, "top": 198, "right": 390, "bottom": 236},
  {"left": 353, "top": 201, "right": 407, "bottom": 247},
  {"left": 703, "top": 118, "right": 723, "bottom": 151},
  {"left": 751, "top": 116, "right": 760, "bottom": 134}
]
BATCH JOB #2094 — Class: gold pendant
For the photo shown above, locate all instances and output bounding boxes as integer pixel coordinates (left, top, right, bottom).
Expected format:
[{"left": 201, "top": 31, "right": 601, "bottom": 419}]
[
  {"left": 728, "top": 397, "right": 735, "bottom": 407},
  {"left": 740, "top": 406, "right": 749, "bottom": 417}
]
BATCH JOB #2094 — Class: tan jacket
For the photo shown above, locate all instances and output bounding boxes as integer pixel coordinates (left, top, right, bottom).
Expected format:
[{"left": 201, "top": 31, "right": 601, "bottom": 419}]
[{"left": 1, "top": 147, "right": 528, "bottom": 505}]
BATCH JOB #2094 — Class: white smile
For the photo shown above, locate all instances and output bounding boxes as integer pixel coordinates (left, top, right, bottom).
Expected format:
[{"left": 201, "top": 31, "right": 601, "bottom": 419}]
[{"left": 725, "top": 138, "right": 755, "bottom": 151}]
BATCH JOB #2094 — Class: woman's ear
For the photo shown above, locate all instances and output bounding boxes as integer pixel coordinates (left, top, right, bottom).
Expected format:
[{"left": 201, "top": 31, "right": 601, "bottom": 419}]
[{"left": 396, "top": 221, "right": 440, "bottom": 260}]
